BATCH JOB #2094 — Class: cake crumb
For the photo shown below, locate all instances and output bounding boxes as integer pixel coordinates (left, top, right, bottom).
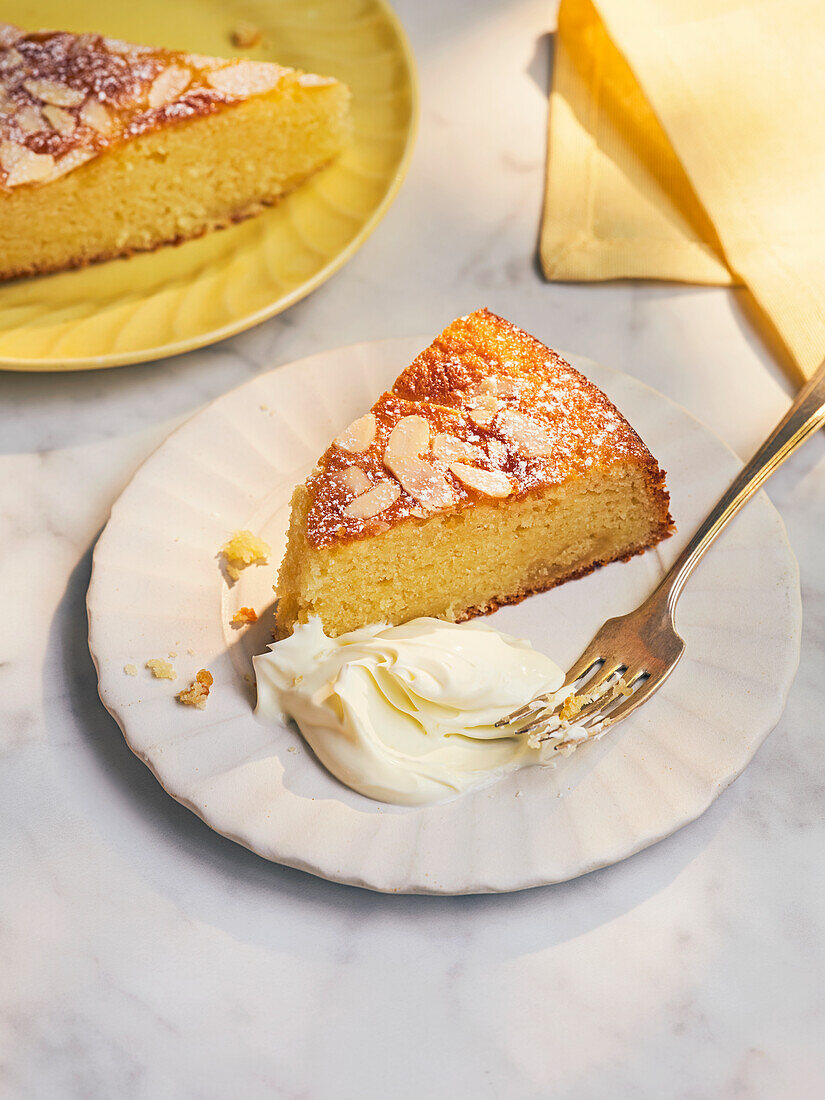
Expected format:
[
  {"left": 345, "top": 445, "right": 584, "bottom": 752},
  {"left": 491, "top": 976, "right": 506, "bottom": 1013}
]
[
  {"left": 146, "top": 658, "right": 176, "bottom": 680},
  {"left": 168, "top": 651, "right": 177, "bottom": 659},
  {"left": 123, "top": 664, "right": 137, "bottom": 676},
  {"left": 515, "top": 790, "right": 524, "bottom": 798},
  {"left": 187, "top": 648, "right": 195, "bottom": 655},
  {"left": 231, "top": 606, "right": 258, "bottom": 625},
  {"left": 177, "top": 669, "right": 214, "bottom": 710},
  {"left": 230, "top": 21, "right": 261, "bottom": 48},
  {"left": 220, "top": 529, "right": 271, "bottom": 581},
  {"left": 287, "top": 745, "right": 297, "bottom": 753}
]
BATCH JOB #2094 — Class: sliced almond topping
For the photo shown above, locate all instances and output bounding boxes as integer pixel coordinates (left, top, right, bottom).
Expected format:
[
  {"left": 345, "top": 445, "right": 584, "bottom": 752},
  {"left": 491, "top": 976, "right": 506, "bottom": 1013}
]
[
  {"left": 148, "top": 65, "right": 191, "bottom": 108},
  {"left": 297, "top": 73, "right": 337, "bottom": 87},
  {"left": 23, "top": 79, "right": 85, "bottom": 107},
  {"left": 449, "top": 462, "right": 513, "bottom": 498},
  {"left": 45, "top": 148, "right": 95, "bottom": 181},
  {"left": 80, "top": 97, "right": 112, "bottom": 134},
  {"left": 336, "top": 466, "right": 371, "bottom": 497},
  {"left": 475, "top": 375, "right": 522, "bottom": 399},
  {"left": 497, "top": 410, "right": 555, "bottom": 458},
  {"left": 42, "top": 104, "right": 76, "bottom": 135},
  {"left": 344, "top": 480, "right": 400, "bottom": 519},
  {"left": 486, "top": 438, "right": 508, "bottom": 465},
  {"left": 205, "top": 60, "right": 283, "bottom": 97},
  {"left": 0, "top": 25, "right": 23, "bottom": 49},
  {"left": 334, "top": 413, "right": 376, "bottom": 454},
  {"left": 468, "top": 393, "right": 501, "bottom": 427},
  {"left": 0, "top": 141, "right": 54, "bottom": 186},
  {"left": 14, "top": 104, "right": 45, "bottom": 133},
  {"left": 384, "top": 416, "right": 456, "bottom": 511},
  {"left": 103, "top": 37, "right": 136, "bottom": 55},
  {"left": 431, "top": 433, "right": 480, "bottom": 464},
  {"left": 3, "top": 48, "right": 24, "bottom": 70},
  {"left": 187, "top": 53, "right": 219, "bottom": 68},
  {"left": 387, "top": 414, "right": 430, "bottom": 459}
]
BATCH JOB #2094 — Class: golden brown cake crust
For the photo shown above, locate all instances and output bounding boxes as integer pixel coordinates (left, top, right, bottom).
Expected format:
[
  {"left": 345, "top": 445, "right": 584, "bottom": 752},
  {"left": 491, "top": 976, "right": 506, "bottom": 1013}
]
[
  {"left": 0, "top": 22, "right": 335, "bottom": 193},
  {"left": 304, "top": 309, "right": 674, "bottom": 549}
]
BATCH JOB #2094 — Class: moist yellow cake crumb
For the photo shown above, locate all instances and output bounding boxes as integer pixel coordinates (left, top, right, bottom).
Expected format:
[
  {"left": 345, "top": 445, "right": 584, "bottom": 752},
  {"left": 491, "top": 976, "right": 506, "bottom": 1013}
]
[
  {"left": 0, "top": 24, "right": 352, "bottom": 281},
  {"left": 231, "top": 606, "right": 258, "bottom": 625},
  {"left": 220, "top": 529, "right": 271, "bottom": 581},
  {"left": 275, "top": 309, "right": 673, "bottom": 640},
  {"left": 123, "top": 664, "right": 137, "bottom": 676},
  {"left": 177, "top": 669, "right": 213, "bottom": 709},
  {"left": 146, "top": 658, "right": 176, "bottom": 680},
  {"left": 559, "top": 676, "right": 633, "bottom": 724}
]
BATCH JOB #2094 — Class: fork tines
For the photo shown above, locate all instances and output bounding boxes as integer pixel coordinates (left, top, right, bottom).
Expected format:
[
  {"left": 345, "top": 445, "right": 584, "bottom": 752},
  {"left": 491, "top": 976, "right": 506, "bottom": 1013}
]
[{"left": 496, "top": 663, "right": 648, "bottom": 749}]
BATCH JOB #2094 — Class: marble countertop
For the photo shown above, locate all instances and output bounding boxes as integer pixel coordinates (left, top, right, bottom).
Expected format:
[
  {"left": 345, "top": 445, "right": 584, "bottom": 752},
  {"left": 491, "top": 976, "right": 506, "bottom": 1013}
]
[{"left": 2, "top": 1, "right": 824, "bottom": 1096}]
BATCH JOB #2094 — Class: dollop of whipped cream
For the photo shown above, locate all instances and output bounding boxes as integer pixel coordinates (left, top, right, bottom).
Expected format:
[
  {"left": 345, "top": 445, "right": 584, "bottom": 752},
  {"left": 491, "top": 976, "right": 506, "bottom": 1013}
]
[{"left": 254, "top": 617, "right": 567, "bottom": 806}]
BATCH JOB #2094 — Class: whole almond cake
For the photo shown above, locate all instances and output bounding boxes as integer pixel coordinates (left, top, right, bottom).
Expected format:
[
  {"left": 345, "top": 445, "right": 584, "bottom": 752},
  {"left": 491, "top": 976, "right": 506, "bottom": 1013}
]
[
  {"left": 0, "top": 22, "right": 351, "bottom": 280},
  {"left": 276, "top": 309, "right": 674, "bottom": 638}
]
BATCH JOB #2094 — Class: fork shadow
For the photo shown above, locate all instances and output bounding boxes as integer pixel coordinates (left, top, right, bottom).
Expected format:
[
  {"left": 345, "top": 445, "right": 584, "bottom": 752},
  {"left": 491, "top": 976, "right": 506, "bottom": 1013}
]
[{"left": 51, "top": 540, "right": 741, "bottom": 962}]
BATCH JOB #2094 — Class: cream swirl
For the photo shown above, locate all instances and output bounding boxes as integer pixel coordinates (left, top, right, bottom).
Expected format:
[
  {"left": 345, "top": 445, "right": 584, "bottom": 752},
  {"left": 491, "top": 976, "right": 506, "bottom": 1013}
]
[{"left": 254, "top": 617, "right": 566, "bottom": 806}]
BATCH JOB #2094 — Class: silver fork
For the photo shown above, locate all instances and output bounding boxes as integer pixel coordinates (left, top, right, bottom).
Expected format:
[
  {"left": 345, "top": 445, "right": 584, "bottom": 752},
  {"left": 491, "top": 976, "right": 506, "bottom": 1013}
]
[{"left": 496, "top": 358, "right": 825, "bottom": 748}]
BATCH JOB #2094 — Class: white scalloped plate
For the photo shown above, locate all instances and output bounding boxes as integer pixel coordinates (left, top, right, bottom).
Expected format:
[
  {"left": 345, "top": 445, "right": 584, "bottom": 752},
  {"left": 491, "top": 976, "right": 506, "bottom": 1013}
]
[{"left": 87, "top": 338, "right": 801, "bottom": 893}]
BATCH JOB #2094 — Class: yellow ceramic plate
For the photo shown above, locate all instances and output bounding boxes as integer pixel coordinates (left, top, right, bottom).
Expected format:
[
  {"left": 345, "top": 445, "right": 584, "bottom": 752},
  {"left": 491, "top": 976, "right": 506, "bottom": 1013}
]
[{"left": 0, "top": 0, "right": 417, "bottom": 371}]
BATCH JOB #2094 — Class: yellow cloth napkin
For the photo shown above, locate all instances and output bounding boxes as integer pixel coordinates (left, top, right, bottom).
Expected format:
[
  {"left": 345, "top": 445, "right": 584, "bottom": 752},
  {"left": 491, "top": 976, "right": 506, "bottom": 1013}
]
[{"left": 541, "top": 0, "right": 825, "bottom": 378}]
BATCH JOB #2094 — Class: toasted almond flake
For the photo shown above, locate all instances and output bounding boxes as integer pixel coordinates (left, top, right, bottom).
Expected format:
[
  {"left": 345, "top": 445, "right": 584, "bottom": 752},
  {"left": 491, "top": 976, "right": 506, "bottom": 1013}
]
[
  {"left": 80, "top": 97, "right": 112, "bottom": 134},
  {"left": 497, "top": 409, "right": 555, "bottom": 458},
  {"left": 384, "top": 415, "right": 456, "bottom": 511},
  {"left": 42, "top": 104, "right": 76, "bottom": 134},
  {"left": 486, "top": 438, "right": 508, "bottom": 464},
  {"left": 336, "top": 466, "right": 372, "bottom": 496},
  {"left": 334, "top": 413, "right": 376, "bottom": 454},
  {"left": 475, "top": 375, "right": 522, "bottom": 399},
  {"left": 0, "top": 141, "right": 54, "bottom": 186},
  {"left": 0, "top": 25, "right": 23, "bottom": 49},
  {"left": 46, "top": 148, "right": 95, "bottom": 181},
  {"left": 468, "top": 393, "right": 501, "bottom": 427},
  {"left": 205, "top": 60, "right": 283, "bottom": 96},
  {"left": 102, "top": 37, "right": 136, "bottom": 55},
  {"left": 148, "top": 65, "right": 191, "bottom": 108},
  {"left": 14, "top": 104, "right": 45, "bottom": 133},
  {"left": 431, "top": 433, "right": 479, "bottom": 464},
  {"left": 187, "top": 53, "right": 219, "bottom": 68},
  {"left": 23, "top": 78, "right": 85, "bottom": 107},
  {"left": 344, "top": 480, "right": 400, "bottom": 519},
  {"left": 387, "top": 414, "right": 430, "bottom": 459},
  {"left": 297, "top": 73, "right": 337, "bottom": 86},
  {"left": 449, "top": 462, "right": 513, "bottom": 497},
  {"left": 3, "top": 48, "right": 24, "bottom": 70}
]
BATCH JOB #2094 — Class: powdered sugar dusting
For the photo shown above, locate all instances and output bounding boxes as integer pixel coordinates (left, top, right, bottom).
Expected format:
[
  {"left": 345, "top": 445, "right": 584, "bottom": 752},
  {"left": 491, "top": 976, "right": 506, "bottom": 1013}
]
[
  {"left": 305, "top": 309, "right": 662, "bottom": 548},
  {"left": 0, "top": 22, "right": 311, "bottom": 191}
]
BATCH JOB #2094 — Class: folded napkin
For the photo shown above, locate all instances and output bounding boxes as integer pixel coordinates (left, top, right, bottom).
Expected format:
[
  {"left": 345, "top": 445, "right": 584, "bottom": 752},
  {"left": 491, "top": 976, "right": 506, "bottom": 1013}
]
[{"left": 541, "top": 0, "right": 825, "bottom": 378}]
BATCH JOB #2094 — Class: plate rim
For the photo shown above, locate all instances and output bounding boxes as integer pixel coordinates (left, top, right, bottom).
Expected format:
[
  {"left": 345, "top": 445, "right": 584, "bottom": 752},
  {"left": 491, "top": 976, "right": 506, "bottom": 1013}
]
[
  {"left": 86, "top": 337, "right": 803, "bottom": 893},
  {"left": 0, "top": 0, "right": 420, "bottom": 373}
]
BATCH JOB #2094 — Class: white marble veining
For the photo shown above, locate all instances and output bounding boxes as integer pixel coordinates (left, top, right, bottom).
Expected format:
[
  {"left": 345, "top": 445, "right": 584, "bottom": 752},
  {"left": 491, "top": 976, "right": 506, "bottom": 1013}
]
[{"left": 1, "top": 0, "right": 823, "bottom": 1095}]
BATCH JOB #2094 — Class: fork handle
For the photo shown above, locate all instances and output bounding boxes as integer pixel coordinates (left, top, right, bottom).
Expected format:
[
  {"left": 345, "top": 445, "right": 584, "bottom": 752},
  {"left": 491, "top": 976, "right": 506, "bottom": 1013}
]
[{"left": 652, "top": 357, "right": 825, "bottom": 618}]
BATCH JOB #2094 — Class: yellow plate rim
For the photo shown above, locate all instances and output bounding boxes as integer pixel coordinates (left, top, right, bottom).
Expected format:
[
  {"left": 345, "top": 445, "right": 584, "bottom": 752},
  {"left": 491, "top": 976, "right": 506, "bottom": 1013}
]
[{"left": 0, "top": 0, "right": 419, "bottom": 373}]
